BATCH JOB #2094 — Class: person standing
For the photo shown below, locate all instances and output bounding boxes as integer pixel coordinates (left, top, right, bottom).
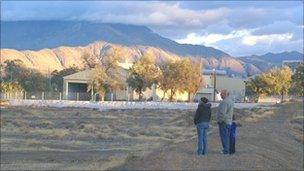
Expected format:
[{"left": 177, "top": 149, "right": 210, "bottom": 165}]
[
  {"left": 215, "top": 90, "right": 222, "bottom": 101},
  {"left": 217, "top": 90, "right": 234, "bottom": 154},
  {"left": 194, "top": 97, "right": 212, "bottom": 155}
]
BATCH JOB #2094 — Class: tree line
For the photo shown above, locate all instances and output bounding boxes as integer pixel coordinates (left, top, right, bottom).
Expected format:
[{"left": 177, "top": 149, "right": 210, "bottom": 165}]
[
  {"left": 85, "top": 48, "right": 203, "bottom": 101},
  {"left": 0, "top": 59, "right": 79, "bottom": 93},
  {"left": 1, "top": 53, "right": 302, "bottom": 103},
  {"left": 245, "top": 63, "right": 303, "bottom": 102}
]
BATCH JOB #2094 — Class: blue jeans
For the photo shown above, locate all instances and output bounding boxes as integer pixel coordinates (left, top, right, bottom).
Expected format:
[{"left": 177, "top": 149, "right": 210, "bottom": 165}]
[
  {"left": 196, "top": 122, "right": 209, "bottom": 155},
  {"left": 218, "top": 122, "right": 231, "bottom": 154}
]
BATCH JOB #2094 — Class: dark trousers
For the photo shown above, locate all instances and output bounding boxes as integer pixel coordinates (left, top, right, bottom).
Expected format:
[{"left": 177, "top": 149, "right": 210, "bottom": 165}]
[
  {"left": 218, "top": 122, "right": 231, "bottom": 154},
  {"left": 229, "top": 135, "right": 235, "bottom": 154}
]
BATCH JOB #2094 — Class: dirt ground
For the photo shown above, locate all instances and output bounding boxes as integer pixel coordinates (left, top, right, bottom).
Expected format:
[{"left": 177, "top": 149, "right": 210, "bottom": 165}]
[
  {"left": 0, "top": 102, "right": 303, "bottom": 170},
  {"left": 113, "top": 102, "right": 304, "bottom": 170},
  {"left": 0, "top": 106, "right": 197, "bottom": 170}
]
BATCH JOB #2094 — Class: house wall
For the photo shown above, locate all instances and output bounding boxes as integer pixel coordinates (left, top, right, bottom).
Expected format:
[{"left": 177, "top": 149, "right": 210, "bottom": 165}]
[{"left": 62, "top": 72, "right": 246, "bottom": 102}]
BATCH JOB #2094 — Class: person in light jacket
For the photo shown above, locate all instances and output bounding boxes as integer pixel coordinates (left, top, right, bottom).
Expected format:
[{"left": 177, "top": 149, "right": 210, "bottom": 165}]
[
  {"left": 194, "top": 97, "right": 211, "bottom": 155},
  {"left": 217, "top": 90, "right": 234, "bottom": 154}
]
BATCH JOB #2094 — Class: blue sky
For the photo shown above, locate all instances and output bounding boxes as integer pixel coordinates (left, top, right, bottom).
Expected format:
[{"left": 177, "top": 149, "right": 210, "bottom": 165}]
[{"left": 1, "top": 1, "right": 303, "bottom": 56}]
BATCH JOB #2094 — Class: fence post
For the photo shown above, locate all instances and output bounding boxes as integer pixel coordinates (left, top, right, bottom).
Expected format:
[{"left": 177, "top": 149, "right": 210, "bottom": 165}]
[
  {"left": 59, "top": 92, "right": 62, "bottom": 100},
  {"left": 111, "top": 93, "right": 113, "bottom": 101},
  {"left": 76, "top": 92, "right": 79, "bottom": 101},
  {"left": 42, "top": 92, "right": 45, "bottom": 100},
  {"left": 24, "top": 91, "right": 27, "bottom": 100}
]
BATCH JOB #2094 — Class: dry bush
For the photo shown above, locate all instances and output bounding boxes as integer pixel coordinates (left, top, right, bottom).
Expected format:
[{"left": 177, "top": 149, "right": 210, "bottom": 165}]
[
  {"left": 0, "top": 99, "right": 10, "bottom": 106},
  {"left": 0, "top": 118, "right": 8, "bottom": 127},
  {"left": 30, "top": 120, "right": 54, "bottom": 129},
  {"left": 25, "top": 139, "right": 44, "bottom": 148},
  {"left": 96, "top": 133, "right": 112, "bottom": 140},
  {"left": 34, "top": 129, "right": 70, "bottom": 138}
]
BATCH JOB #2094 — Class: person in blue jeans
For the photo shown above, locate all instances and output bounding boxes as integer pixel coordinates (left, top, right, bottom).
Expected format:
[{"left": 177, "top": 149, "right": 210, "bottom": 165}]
[
  {"left": 194, "top": 97, "right": 211, "bottom": 155},
  {"left": 217, "top": 90, "right": 234, "bottom": 154}
]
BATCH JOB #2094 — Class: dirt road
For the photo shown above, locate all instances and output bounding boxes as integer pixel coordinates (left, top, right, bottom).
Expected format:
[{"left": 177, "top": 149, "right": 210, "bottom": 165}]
[{"left": 113, "top": 102, "right": 304, "bottom": 170}]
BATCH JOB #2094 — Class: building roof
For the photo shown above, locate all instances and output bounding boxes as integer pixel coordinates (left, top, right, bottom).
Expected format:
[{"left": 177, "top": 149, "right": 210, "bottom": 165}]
[
  {"left": 203, "top": 69, "right": 227, "bottom": 75},
  {"left": 63, "top": 69, "right": 93, "bottom": 81},
  {"left": 282, "top": 60, "right": 302, "bottom": 63}
]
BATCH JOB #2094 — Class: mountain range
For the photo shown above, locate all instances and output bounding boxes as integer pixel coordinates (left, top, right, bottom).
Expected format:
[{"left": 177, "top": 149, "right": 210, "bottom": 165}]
[{"left": 1, "top": 21, "right": 303, "bottom": 76}]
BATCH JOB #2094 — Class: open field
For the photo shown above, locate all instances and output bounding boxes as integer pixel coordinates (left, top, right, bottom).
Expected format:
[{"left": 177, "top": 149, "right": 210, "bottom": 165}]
[
  {"left": 1, "top": 102, "right": 303, "bottom": 170},
  {"left": 114, "top": 102, "right": 304, "bottom": 170},
  {"left": 8, "top": 99, "right": 270, "bottom": 110}
]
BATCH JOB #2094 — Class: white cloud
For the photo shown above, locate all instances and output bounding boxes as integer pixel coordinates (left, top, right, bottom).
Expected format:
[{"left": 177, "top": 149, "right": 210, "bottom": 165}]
[
  {"left": 2, "top": 1, "right": 302, "bottom": 56},
  {"left": 175, "top": 30, "right": 250, "bottom": 45},
  {"left": 241, "top": 33, "right": 293, "bottom": 46},
  {"left": 176, "top": 29, "right": 293, "bottom": 47},
  {"left": 82, "top": 3, "right": 231, "bottom": 28}
]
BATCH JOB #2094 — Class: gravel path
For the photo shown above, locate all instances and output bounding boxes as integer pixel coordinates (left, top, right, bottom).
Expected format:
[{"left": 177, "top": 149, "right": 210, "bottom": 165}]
[
  {"left": 113, "top": 103, "right": 304, "bottom": 170},
  {"left": 9, "top": 99, "right": 269, "bottom": 110}
]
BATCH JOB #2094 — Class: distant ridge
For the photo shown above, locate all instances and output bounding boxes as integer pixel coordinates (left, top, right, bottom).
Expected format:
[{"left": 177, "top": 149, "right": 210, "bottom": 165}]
[
  {"left": 238, "top": 51, "right": 303, "bottom": 71},
  {"left": 1, "top": 21, "right": 303, "bottom": 76},
  {"left": 1, "top": 21, "right": 230, "bottom": 58}
]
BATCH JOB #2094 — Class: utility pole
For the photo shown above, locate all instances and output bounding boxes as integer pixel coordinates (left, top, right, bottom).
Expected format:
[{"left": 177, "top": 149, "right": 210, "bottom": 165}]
[
  {"left": 47, "top": 67, "right": 52, "bottom": 91},
  {"left": 213, "top": 68, "right": 216, "bottom": 102},
  {"left": 192, "top": 58, "right": 203, "bottom": 102}
]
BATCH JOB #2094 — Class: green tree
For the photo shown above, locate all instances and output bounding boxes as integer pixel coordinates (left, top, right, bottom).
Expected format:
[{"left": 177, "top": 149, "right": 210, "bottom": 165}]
[
  {"left": 2, "top": 60, "right": 48, "bottom": 92},
  {"left": 158, "top": 59, "right": 180, "bottom": 101},
  {"left": 127, "top": 54, "right": 161, "bottom": 100},
  {"left": 158, "top": 58, "right": 203, "bottom": 102},
  {"left": 0, "top": 82, "right": 24, "bottom": 93},
  {"left": 87, "top": 66, "right": 108, "bottom": 100},
  {"left": 51, "top": 65, "right": 80, "bottom": 92},
  {"left": 245, "top": 66, "right": 292, "bottom": 102},
  {"left": 82, "top": 52, "right": 98, "bottom": 69},
  {"left": 245, "top": 76, "right": 268, "bottom": 102},
  {"left": 290, "top": 63, "right": 304, "bottom": 96},
  {"left": 177, "top": 58, "right": 203, "bottom": 102},
  {"left": 264, "top": 67, "right": 292, "bottom": 102},
  {"left": 87, "top": 47, "right": 125, "bottom": 100}
]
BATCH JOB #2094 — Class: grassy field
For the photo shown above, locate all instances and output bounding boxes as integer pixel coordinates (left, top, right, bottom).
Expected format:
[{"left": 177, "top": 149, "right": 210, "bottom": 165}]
[
  {"left": 113, "top": 102, "right": 303, "bottom": 170},
  {"left": 0, "top": 103, "right": 301, "bottom": 170}
]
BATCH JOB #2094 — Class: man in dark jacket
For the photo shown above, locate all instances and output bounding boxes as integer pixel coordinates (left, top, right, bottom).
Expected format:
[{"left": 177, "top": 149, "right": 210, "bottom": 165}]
[{"left": 194, "top": 97, "right": 212, "bottom": 155}]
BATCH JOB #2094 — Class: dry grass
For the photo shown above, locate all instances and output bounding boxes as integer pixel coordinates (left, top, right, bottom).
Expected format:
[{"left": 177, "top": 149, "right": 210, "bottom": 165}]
[
  {"left": 1, "top": 104, "right": 285, "bottom": 170},
  {"left": 244, "top": 109, "right": 276, "bottom": 122},
  {"left": 0, "top": 99, "right": 10, "bottom": 106},
  {"left": 32, "top": 129, "right": 70, "bottom": 138},
  {"left": 25, "top": 139, "right": 44, "bottom": 148}
]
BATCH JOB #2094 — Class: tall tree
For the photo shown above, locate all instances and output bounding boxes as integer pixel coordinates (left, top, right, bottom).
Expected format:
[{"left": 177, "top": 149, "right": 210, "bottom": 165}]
[
  {"left": 82, "top": 52, "right": 98, "bottom": 69},
  {"left": 127, "top": 54, "right": 161, "bottom": 100},
  {"left": 264, "top": 67, "right": 292, "bottom": 102},
  {"left": 0, "top": 82, "right": 24, "bottom": 93},
  {"left": 290, "top": 63, "right": 304, "bottom": 96},
  {"left": 87, "top": 66, "right": 108, "bottom": 100},
  {"left": 87, "top": 47, "right": 125, "bottom": 100},
  {"left": 50, "top": 65, "right": 80, "bottom": 92},
  {"left": 2, "top": 60, "right": 48, "bottom": 92},
  {"left": 245, "top": 66, "right": 292, "bottom": 102},
  {"left": 158, "top": 59, "right": 180, "bottom": 101},
  {"left": 177, "top": 58, "right": 203, "bottom": 101},
  {"left": 245, "top": 76, "right": 268, "bottom": 102}
]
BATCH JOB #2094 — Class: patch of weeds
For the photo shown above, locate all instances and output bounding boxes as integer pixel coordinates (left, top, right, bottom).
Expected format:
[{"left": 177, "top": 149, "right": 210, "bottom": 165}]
[
  {"left": 30, "top": 120, "right": 54, "bottom": 129},
  {"left": 34, "top": 129, "right": 70, "bottom": 138},
  {"left": 56, "top": 121, "right": 75, "bottom": 129},
  {"left": 96, "top": 133, "right": 112, "bottom": 140},
  {"left": 83, "top": 124, "right": 99, "bottom": 133},
  {"left": 25, "top": 139, "right": 44, "bottom": 148}
]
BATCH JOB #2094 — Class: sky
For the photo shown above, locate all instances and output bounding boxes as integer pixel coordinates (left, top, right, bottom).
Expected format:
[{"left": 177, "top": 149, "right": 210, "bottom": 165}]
[{"left": 1, "top": 1, "right": 303, "bottom": 56}]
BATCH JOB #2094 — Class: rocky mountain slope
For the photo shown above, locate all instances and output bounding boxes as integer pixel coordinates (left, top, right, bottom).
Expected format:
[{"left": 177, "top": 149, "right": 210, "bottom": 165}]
[
  {"left": 238, "top": 51, "right": 303, "bottom": 70},
  {"left": 1, "top": 41, "right": 254, "bottom": 76},
  {"left": 1, "top": 21, "right": 229, "bottom": 58},
  {"left": 1, "top": 21, "right": 302, "bottom": 76}
]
